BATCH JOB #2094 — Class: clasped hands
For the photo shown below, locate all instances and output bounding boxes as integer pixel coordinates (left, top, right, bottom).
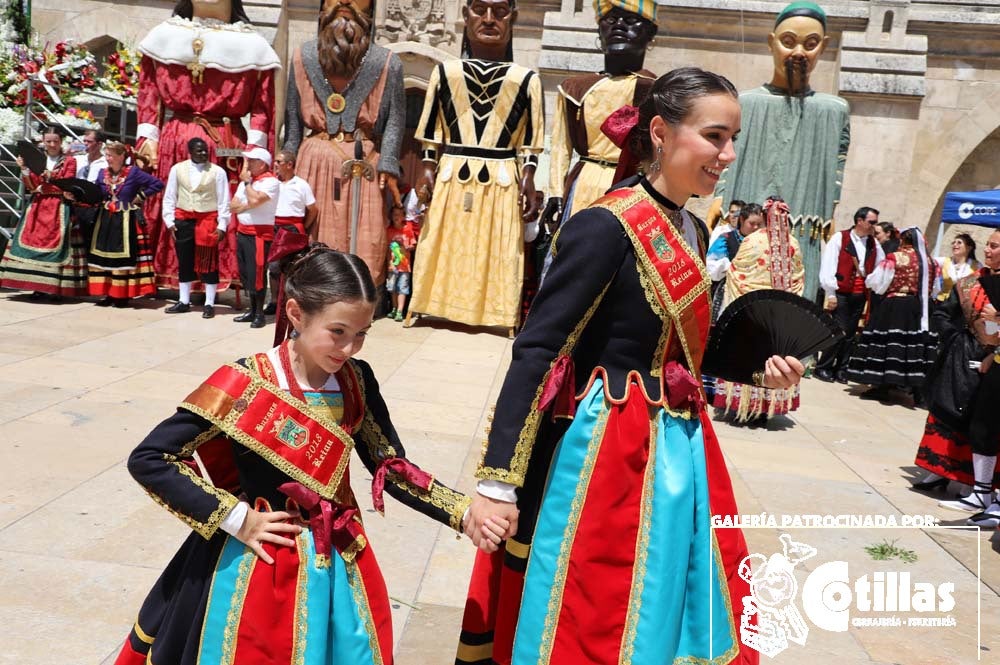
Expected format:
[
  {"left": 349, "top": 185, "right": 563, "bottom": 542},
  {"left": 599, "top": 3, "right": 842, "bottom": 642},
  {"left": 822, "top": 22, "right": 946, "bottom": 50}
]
[{"left": 463, "top": 493, "right": 519, "bottom": 553}]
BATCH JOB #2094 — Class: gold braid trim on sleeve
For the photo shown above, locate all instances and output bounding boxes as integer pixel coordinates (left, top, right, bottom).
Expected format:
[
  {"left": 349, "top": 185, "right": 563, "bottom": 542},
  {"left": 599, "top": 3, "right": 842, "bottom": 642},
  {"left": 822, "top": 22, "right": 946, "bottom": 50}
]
[{"left": 476, "top": 281, "right": 613, "bottom": 487}]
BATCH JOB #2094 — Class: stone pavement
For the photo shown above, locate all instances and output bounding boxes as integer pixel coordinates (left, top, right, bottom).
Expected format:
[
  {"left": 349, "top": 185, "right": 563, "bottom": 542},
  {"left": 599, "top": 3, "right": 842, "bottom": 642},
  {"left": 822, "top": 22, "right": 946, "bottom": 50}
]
[{"left": 0, "top": 292, "right": 998, "bottom": 665}]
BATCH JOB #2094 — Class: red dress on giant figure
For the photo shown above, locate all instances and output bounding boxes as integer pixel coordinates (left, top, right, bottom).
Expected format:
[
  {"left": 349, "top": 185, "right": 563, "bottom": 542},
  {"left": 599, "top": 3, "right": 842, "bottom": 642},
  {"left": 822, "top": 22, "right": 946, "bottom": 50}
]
[{"left": 137, "top": 17, "right": 279, "bottom": 290}]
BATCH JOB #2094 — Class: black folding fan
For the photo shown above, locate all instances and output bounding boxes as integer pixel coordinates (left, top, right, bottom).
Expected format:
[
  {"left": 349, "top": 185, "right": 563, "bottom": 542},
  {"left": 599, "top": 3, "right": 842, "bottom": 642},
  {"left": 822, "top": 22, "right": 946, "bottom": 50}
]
[
  {"left": 51, "top": 177, "right": 103, "bottom": 205},
  {"left": 980, "top": 274, "right": 1000, "bottom": 311},
  {"left": 702, "top": 289, "right": 845, "bottom": 385},
  {"left": 17, "top": 139, "right": 47, "bottom": 175}
]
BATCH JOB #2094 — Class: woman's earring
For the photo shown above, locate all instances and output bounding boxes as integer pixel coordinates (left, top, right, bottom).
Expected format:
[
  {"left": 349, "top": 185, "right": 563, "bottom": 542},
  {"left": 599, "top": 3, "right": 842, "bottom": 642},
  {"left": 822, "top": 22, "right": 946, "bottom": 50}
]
[
  {"left": 648, "top": 145, "right": 663, "bottom": 173},
  {"left": 290, "top": 329, "right": 300, "bottom": 340}
]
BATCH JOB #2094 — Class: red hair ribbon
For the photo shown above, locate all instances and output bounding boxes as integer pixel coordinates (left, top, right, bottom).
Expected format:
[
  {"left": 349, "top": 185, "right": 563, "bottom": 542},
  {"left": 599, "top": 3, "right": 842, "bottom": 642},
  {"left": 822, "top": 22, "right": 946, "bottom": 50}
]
[
  {"left": 278, "top": 481, "right": 366, "bottom": 560},
  {"left": 267, "top": 230, "right": 313, "bottom": 347},
  {"left": 371, "top": 457, "right": 434, "bottom": 515},
  {"left": 601, "top": 104, "right": 642, "bottom": 185}
]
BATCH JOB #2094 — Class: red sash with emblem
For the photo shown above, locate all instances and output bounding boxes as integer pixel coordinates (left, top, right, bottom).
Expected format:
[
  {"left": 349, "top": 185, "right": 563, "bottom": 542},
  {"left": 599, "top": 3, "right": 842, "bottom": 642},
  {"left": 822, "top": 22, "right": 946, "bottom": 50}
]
[
  {"left": 181, "top": 354, "right": 363, "bottom": 500},
  {"left": 596, "top": 187, "right": 712, "bottom": 379}
]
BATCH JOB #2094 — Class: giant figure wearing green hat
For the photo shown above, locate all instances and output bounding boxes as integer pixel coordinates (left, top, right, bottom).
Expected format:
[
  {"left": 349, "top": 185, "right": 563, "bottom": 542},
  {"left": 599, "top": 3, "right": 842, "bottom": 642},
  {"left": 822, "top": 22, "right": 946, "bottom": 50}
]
[{"left": 713, "top": 1, "right": 850, "bottom": 302}]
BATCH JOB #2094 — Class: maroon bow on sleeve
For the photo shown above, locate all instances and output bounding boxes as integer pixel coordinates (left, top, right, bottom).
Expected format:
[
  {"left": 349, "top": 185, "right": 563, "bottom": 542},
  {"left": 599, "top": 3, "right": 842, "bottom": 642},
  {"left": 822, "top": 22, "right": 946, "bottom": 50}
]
[
  {"left": 371, "top": 457, "right": 434, "bottom": 515},
  {"left": 537, "top": 354, "right": 577, "bottom": 421}
]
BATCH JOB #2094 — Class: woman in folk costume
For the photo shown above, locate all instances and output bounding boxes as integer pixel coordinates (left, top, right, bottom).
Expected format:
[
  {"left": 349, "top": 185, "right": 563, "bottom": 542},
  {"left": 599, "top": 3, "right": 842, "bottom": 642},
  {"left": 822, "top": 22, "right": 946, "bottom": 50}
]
[
  {"left": 714, "top": 198, "right": 805, "bottom": 427},
  {"left": 935, "top": 233, "right": 980, "bottom": 303},
  {"left": 0, "top": 127, "right": 88, "bottom": 298},
  {"left": 456, "top": 68, "right": 803, "bottom": 665},
  {"left": 845, "top": 227, "right": 938, "bottom": 402},
  {"left": 87, "top": 142, "right": 164, "bottom": 307},
  {"left": 135, "top": 0, "right": 279, "bottom": 292},
  {"left": 706, "top": 202, "right": 764, "bottom": 320},
  {"left": 113, "top": 244, "right": 508, "bottom": 665},
  {"left": 912, "top": 229, "right": 1000, "bottom": 509}
]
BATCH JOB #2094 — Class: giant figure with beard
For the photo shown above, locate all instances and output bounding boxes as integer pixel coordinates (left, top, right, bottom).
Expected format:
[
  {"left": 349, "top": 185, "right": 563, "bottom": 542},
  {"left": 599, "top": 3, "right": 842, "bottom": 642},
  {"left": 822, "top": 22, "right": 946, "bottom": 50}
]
[
  {"left": 406, "top": 0, "right": 544, "bottom": 332},
  {"left": 283, "top": 0, "right": 404, "bottom": 287},
  {"left": 136, "top": 0, "right": 280, "bottom": 295},
  {"left": 713, "top": 1, "right": 850, "bottom": 302}
]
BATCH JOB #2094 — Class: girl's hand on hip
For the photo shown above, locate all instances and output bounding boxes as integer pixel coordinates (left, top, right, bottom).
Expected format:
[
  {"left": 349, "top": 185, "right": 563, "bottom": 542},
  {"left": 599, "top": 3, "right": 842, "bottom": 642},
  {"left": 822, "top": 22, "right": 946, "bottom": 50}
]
[{"left": 235, "top": 509, "right": 302, "bottom": 564}]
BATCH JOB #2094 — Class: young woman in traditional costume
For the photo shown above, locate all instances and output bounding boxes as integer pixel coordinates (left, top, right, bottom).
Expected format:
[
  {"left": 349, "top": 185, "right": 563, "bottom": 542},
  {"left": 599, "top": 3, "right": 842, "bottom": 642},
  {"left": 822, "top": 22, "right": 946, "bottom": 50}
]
[
  {"left": 935, "top": 233, "right": 980, "bottom": 302},
  {"left": 845, "top": 227, "right": 938, "bottom": 402},
  {"left": 87, "top": 142, "right": 164, "bottom": 307},
  {"left": 713, "top": 198, "right": 805, "bottom": 427},
  {"left": 113, "top": 245, "right": 506, "bottom": 665},
  {"left": 913, "top": 230, "right": 1000, "bottom": 517},
  {"left": 0, "top": 127, "right": 88, "bottom": 298},
  {"left": 456, "top": 67, "right": 803, "bottom": 665}
]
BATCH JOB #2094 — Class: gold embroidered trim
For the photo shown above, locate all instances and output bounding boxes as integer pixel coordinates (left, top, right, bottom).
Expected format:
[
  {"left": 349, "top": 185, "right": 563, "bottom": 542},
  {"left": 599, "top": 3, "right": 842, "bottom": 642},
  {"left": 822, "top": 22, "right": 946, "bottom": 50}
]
[
  {"left": 476, "top": 281, "right": 612, "bottom": 487},
  {"left": 178, "top": 424, "right": 223, "bottom": 458},
  {"left": 620, "top": 416, "right": 658, "bottom": 663},
  {"left": 394, "top": 476, "right": 472, "bottom": 532},
  {"left": 538, "top": 405, "right": 611, "bottom": 663},
  {"left": 196, "top": 537, "right": 231, "bottom": 660},
  {"left": 293, "top": 532, "right": 309, "bottom": 665},
  {"left": 133, "top": 620, "right": 155, "bottom": 645},
  {"left": 346, "top": 559, "right": 386, "bottom": 665},
  {"left": 221, "top": 546, "right": 257, "bottom": 665},
  {"left": 146, "top": 450, "right": 238, "bottom": 540},
  {"left": 181, "top": 362, "right": 355, "bottom": 500}
]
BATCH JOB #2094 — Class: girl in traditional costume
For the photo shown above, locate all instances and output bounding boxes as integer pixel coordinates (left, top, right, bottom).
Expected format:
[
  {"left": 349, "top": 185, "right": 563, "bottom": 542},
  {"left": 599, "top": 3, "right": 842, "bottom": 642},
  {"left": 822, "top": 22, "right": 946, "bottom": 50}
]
[
  {"left": 87, "top": 142, "right": 164, "bottom": 307},
  {"left": 706, "top": 202, "right": 764, "bottom": 320},
  {"left": 456, "top": 67, "right": 803, "bottom": 665},
  {"left": 713, "top": 198, "right": 805, "bottom": 427},
  {"left": 113, "top": 245, "right": 506, "bottom": 665},
  {"left": 845, "top": 227, "right": 938, "bottom": 402},
  {"left": 935, "top": 233, "right": 980, "bottom": 302},
  {"left": 913, "top": 230, "right": 1000, "bottom": 519}
]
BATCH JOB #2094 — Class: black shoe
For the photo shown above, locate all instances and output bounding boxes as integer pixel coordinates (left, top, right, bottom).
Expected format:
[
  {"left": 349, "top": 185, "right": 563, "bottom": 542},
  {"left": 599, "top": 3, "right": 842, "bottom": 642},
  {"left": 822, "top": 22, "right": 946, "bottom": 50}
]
[
  {"left": 111, "top": 298, "right": 130, "bottom": 308},
  {"left": 814, "top": 369, "right": 834, "bottom": 383},
  {"left": 235, "top": 293, "right": 257, "bottom": 322},
  {"left": 859, "top": 386, "right": 891, "bottom": 401},
  {"left": 202, "top": 304, "right": 215, "bottom": 319},
  {"left": 95, "top": 296, "right": 113, "bottom": 307},
  {"left": 250, "top": 314, "right": 266, "bottom": 329},
  {"left": 835, "top": 372, "right": 849, "bottom": 385},
  {"left": 911, "top": 477, "right": 949, "bottom": 492},
  {"left": 165, "top": 301, "right": 191, "bottom": 314},
  {"left": 262, "top": 302, "right": 277, "bottom": 316}
]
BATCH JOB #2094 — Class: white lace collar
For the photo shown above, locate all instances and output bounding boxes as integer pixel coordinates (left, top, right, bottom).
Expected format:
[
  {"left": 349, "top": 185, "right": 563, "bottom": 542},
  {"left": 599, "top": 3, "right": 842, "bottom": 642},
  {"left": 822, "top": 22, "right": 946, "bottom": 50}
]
[{"left": 139, "top": 16, "right": 281, "bottom": 74}]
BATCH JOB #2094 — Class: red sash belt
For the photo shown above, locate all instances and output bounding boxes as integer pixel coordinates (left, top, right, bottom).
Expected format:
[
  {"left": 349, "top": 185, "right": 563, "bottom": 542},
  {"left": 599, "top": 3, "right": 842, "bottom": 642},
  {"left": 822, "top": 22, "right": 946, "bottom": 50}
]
[
  {"left": 181, "top": 361, "right": 354, "bottom": 499},
  {"left": 238, "top": 222, "right": 276, "bottom": 290},
  {"left": 274, "top": 215, "right": 306, "bottom": 235},
  {"left": 176, "top": 208, "right": 220, "bottom": 273},
  {"left": 278, "top": 481, "right": 367, "bottom": 562}
]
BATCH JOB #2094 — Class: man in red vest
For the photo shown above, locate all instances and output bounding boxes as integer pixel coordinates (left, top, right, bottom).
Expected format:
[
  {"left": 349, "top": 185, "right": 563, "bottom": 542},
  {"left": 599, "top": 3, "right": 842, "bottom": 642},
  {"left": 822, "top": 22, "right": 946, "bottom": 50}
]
[{"left": 815, "top": 206, "right": 883, "bottom": 382}]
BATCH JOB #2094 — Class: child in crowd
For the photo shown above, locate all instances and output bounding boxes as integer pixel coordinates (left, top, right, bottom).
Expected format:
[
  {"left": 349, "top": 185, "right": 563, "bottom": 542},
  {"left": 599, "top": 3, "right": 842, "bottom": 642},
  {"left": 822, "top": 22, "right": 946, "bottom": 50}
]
[{"left": 387, "top": 204, "right": 417, "bottom": 322}]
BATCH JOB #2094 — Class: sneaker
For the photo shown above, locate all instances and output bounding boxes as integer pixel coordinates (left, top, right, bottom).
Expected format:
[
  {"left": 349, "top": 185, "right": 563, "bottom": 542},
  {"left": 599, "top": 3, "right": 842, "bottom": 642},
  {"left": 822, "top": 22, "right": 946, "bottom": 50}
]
[
  {"left": 165, "top": 301, "right": 191, "bottom": 314},
  {"left": 939, "top": 491, "right": 993, "bottom": 513},
  {"left": 967, "top": 505, "right": 1000, "bottom": 529},
  {"left": 387, "top": 309, "right": 397, "bottom": 319},
  {"left": 394, "top": 311, "right": 404, "bottom": 322}
]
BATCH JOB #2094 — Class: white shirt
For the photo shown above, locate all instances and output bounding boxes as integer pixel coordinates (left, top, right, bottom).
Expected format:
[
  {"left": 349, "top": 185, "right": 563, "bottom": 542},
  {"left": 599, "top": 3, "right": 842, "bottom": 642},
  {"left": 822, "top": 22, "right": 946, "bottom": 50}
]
[
  {"left": 234, "top": 175, "right": 280, "bottom": 226},
  {"left": 819, "top": 228, "right": 886, "bottom": 299},
  {"left": 708, "top": 221, "right": 733, "bottom": 249},
  {"left": 45, "top": 155, "right": 61, "bottom": 171},
  {"left": 275, "top": 175, "right": 316, "bottom": 218},
  {"left": 161, "top": 160, "right": 232, "bottom": 230},
  {"left": 74, "top": 154, "right": 107, "bottom": 182}
]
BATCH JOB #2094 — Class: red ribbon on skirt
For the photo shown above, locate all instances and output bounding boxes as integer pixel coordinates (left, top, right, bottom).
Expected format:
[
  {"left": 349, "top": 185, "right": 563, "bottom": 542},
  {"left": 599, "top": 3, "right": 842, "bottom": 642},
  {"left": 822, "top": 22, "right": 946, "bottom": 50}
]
[
  {"left": 238, "top": 222, "right": 275, "bottom": 291},
  {"left": 278, "top": 481, "right": 366, "bottom": 560}
]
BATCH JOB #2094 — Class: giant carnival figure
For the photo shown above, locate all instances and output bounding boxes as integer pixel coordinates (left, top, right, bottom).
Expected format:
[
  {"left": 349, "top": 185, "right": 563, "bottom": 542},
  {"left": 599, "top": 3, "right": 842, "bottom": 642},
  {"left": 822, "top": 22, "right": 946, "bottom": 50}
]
[
  {"left": 544, "top": 0, "right": 657, "bottom": 228},
  {"left": 406, "top": 0, "right": 544, "bottom": 333},
  {"left": 136, "top": 0, "right": 279, "bottom": 293},
  {"left": 283, "top": 0, "right": 405, "bottom": 287},
  {"left": 713, "top": 1, "right": 850, "bottom": 302}
]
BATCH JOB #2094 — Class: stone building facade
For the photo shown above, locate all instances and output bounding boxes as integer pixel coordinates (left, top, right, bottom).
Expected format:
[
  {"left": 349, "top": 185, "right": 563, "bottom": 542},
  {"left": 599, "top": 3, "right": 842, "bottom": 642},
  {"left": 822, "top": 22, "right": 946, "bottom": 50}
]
[{"left": 29, "top": 0, "right": 1000, "bottom": 243}]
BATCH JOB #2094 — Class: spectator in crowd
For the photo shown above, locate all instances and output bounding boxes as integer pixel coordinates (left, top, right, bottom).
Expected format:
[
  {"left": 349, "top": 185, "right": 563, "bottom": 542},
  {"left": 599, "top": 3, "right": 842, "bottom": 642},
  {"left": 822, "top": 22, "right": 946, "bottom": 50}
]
[
  {"left": 161, "top": 138, "right": 231, "bottom": 317},
  {"left": 709, "top": 198, "right": 745, "bottom": 247},
  {"left": 72, "top": 129, "right": 109, "bottom": 248},
  {"left": 845, "top": 227, "right": 937, "bottom": 404},
  {"left": 232, "top": 147, "right": 280, "bottom": 328},
  {"left": 874, "top": 221, "right": 899, "bottom": 253},
  {"left": 912, "top": 229, "right": 1000, "bottom": 518},
  {"left": 264, "top": 149, "right": 317, "bottom": 316},
  {"left": 714, "top": 197, "right": 804, "bottom": 427},
  {"left": 936, "top": 233, "right": 980, "bottom": 303},
  {"left": 815, "top": 206, "right": 884, "bottom": 383},
  {"left": 706, "top": 202, "right": 763, "bottom": 320},
  {"left": 0, "top": 126, "right": 88, "bottom": 299},
  {"left": 386, "top": 204, "right": 417, "bottom": 322},
  {"left": 87, "top": 141, "right": 164, "bottom": 307}
]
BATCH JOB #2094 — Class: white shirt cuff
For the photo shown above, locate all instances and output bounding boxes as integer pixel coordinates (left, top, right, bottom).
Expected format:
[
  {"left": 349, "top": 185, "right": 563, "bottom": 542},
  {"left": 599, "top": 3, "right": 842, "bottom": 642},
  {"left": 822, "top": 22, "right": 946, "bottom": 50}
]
[
  {"left": 137, "top": 123, "right": 160, "bottom": 142},
  {"left": 477, "top": 479, "right": 518, "bottom": 503},
  {"left": 217, "top": 216, "right": 229, "bottom": 232},
  {"left": 246, "top": 129, "right": 267, "bottom": 148},
  {"left": 220, "top": 501, "right": 249, "bottom": 536}
]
